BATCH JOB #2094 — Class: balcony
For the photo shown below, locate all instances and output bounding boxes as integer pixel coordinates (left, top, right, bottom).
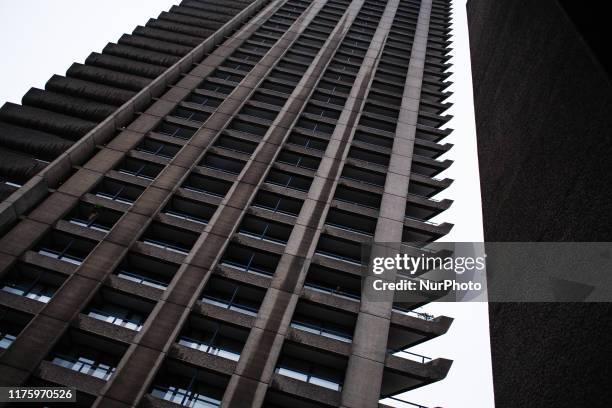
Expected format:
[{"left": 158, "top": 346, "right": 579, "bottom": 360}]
[
  {"left": 200, "top": 277, "right": 265, "bottom": 317},
  {"left": 275, "top": 342, "right": 347, "bottom": 392},
  {"left": 164, "top": 196, "right": 217, "bottom": 226},
  {"left": 114, "top": 252, "right": 178, "bottom": 290},
  {"left": 36, "top": 230, "right": 97, "bottom": 266},
  {"left": 0, "top": 262, "right": 65, "bottom": 304},
  {"left": 47, "top": 329, "right": 126, "bottom": 382},
  {"left": 83, "top": 289, "right": 153, "bottom": 332},
  {"left": 149, "top": 359, "right": 229, "bottom": 407},
  {"left": 238, "top": 215, "right": 293, "bottom": 245},
  {"left": 290, "top": 300, "right": 356, "bottom": 343},
  {"left": 304, "top": 263, "right": 361, "bottom": 301},
  {"left": 140, "top": 222, "right": 199, "bottom": 255},
  {"left": 252, "top": 190, "right": 303, "bottom": 217},
  {"left": 0, "top": 307, "right": 31, "bottom": 350},
  {"left": 220, "top": 243, "right": 280, "bottom": 277},
  {"left": 66, "top": 201, "right": 122, "bottom": 233},
  {"left": 182, "top": 172, "right": 232, "bottom": 198},
  {"left": 177, "top": 315, "right": 248, "bottom": 362},
  {"left": 93, "top": 178, "right": 144, "bottom": 205}
]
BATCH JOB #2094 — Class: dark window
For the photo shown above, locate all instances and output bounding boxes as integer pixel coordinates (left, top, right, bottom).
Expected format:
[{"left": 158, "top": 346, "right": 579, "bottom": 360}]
[
  {"left": 137, "top": 138, "right": 181, "bottom": 159},
  {"left": 0, "top": 307, "right": 32, "bottom": 349},
  {"left": 36, "top": 231, "right": 97, "bottom": 266},
  {"left": 150, "top": 361, "right": 228, "bottom": 407},
  {"left": 164, "top": 196, "right": 216, "bottom": 226},
  {"left": 93, "top": 178, "right": 145, "bottom": 205},
  {"left": 291, "top": 301, "right": 356, "bottom": 342},
  {"left": 201, "top": 277, "right": 265, "bottom": 317},
  {"left": 115, "top": 252, "right": 178, "bottom": 290},
  {"left": 275, "top": 343, "right": 347, "bottom": 391},
  {"left": 116, "top": 157, "right": 163, "bottom": 180},
  {"left": 84, "top": 289, "right": 153, "bottom": 332},
  {"left": 154, "top": 121, "right": 196, "bottom": 140},
  {"left": 238, "top": 215, "right": 293, "bottom": 244},
  {"left": 182, "top": 173, "right": 232, "bottom": 198},
  {"left": 141, "top": 222, "right": 199, "bottom": 255},
  {"left": 178, "top": 316, "right": 248, "bottom": 362},
  {"left": 304, "top": 264, "right": 361, "bottom": 300},
  {"left": 48, "top": 330, "right": 126, "bottom": 381},
  {"left": 252, "top": 191, "right": 303, "bottom": 216},
  {"left": 221, "top": 243, "right": 280, "bottom": 276},
  {"left": 266, "top": 169, "right": 313, "bottom": 191},
  {"left": 66, "top": 202, "right": 122, "bottom": 233},
  {"left": 1, "top": 263, "right": 65, "bottom": 303}
]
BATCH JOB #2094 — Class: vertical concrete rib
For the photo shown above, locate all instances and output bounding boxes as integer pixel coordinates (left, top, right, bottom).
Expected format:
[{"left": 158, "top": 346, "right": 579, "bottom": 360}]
[{"left": 341, "top": 1, "right": 434, "bottom": 407}]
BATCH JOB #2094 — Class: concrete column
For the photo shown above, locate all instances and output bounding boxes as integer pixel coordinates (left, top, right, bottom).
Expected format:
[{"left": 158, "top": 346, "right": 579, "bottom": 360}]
[{"left": 340, "top": 1, "right": 433, "bottom": 407}]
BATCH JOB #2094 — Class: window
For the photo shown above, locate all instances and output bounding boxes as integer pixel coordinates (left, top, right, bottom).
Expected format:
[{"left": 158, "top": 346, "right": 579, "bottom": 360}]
[
  {"left": 66, "top": 202, "right": 122, "bottom": 233},
  {"left": 333, "top": 185, "right": 382, "bottom": 209},
  {"left": 287, "top": 133, "right": 328, "bottom": 151},
  {"left": 265, "top": 169, "right": 312, "bottom": 191},
  {"left": 197, "top": 80, "right": 235, "bottom": 95},
  {"left": 172, "top": 107, "right": 210, "bottom": 123},
  {"left": 304, "top": 104, "right": 341, "bottom": 120},
  {"left": 199, "top": 154, "right": 246, "bottom": 175},
  {"left": 304, "top": 264, "right": 361, "bottom": 300},
  {"left": 252, "top": 191, "right": 303, "bottom": 216},
  {"left": 201, "top": 277, "right": 264, "bottom": 317},
  {"left": 154, "top": 121, "right": 196, "bottom": 140},
  {"left": 115, "top": 253, "right": 178, "bottom": 290},
  {"left": 150, "top": 361, "right": 228, "bottom": 407},
  {"left": 185, "top": 93, "right": 222, "bottom": 108},
  {"left": 48, "top": 330, "right": 126, "bottom": 381},
  {"left": 276, "top": 150, "right": 321, "bottom": 170},
  {"left": 137, "top": 138, "right": 181, "bottom": 159},
  {"left": 325, "top": 207, "right": 376, "bottom": 235},
  {"left": 214, "top": 135, "right": 257, "bottom": 155},
  {"left": 340, "top": 165, "right": 386, "bottom": 187},
  {"left": 221, "top": 243, "right": 280, "bottom": 276},
  {"left": 0, "top": 308, "right": 31, "bottom": 349},
  {"left": 117, "top": 157, "right": 163, "bottom": 180},
  {"left": 295, "top": 118, "right": 335, "bottom": 135},
  {"left": 241, "top": 105, "right": 278, "bottom": 122},
  {"left": 226, "top": 118, "right": 269, "bottom": 137},
  {"left": 178, "top": 316, "right": 248, "bottom": 362},
  {"left": 84, "top": 290, "right": 153, "bottom": 332},
  {"left": 141, "top": 222, "right": 199, "bottom": 255},
  {"left": 275, "top": 343, "right": 347, "bottom": 391},
  {"left": 315, "top": 234, "right": 363, "bottom": 265},
  {"left": 36, "top": 231, "right": 97, "bottom": 266},
  {"left": 93, "top": 178, "right": 144, "bottom": 205},
  {"left": 0, "top": 263, "right": 65, "bottom": 303},
  {"left": 182, "top": 173, "right": 232, "bottom": 198},
  {"left": 290, "top": 301, "right": 355, "bottom": 343},
  {"left": 164, "top": 196, "right": 216, "bottom": 226},
  {"left": 238, "top": 215, "right": 293, "bottom": 244},
  {"left": 347, "top": 146, "right": 390, "bottom": 167}
]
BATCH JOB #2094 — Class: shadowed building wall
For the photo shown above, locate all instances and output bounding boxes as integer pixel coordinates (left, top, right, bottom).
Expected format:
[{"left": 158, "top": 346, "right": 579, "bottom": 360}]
[{"left": 467, "top": 1, "right": 612, "bottom": 407}]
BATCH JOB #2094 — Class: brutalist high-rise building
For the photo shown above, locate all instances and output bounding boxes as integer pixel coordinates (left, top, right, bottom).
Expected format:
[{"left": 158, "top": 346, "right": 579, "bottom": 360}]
[{"left": 0, "top": 0, "right": 455, "bottom": 407}]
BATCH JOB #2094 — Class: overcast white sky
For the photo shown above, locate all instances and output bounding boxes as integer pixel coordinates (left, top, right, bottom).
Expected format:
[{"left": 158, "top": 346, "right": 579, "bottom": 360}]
[{"left": 0, "top": 1, "right": 494, "bottom": 407}]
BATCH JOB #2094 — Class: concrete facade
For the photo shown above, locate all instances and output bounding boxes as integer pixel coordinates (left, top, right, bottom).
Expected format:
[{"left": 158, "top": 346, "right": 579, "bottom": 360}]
[{"left": 0, "top": 0, "right": 455, "bottom": 407}]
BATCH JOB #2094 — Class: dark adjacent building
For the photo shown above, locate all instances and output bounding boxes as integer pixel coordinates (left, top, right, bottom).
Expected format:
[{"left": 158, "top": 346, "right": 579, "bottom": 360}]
[
  {"left": 467, "top": 1, "right": 612, "bottom": 407},
  {"left": 0, "top": 0, "right": 455, "bottom": 407}
]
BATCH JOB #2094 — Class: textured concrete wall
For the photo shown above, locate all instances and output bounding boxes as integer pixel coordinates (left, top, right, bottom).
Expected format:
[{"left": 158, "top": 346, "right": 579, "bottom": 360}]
[{"left": 467, "top": 1, "right": 612, "bottom": 407}]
